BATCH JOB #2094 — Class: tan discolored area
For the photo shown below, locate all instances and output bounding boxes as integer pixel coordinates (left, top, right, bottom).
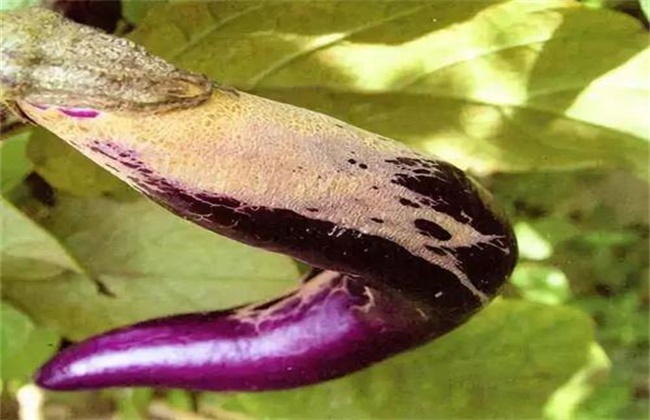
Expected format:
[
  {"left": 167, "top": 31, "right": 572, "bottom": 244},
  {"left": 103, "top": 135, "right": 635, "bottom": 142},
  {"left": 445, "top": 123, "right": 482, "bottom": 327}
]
[{"left": 19, "top": 90, "right": 510, "bottom": 301}]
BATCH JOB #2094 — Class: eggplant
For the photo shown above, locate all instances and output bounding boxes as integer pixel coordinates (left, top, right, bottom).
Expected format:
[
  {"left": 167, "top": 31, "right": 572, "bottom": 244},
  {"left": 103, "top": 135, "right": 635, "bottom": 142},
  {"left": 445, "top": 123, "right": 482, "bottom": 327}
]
[{"left": 1, "top": 8, "right": 517, "bottom": 392}]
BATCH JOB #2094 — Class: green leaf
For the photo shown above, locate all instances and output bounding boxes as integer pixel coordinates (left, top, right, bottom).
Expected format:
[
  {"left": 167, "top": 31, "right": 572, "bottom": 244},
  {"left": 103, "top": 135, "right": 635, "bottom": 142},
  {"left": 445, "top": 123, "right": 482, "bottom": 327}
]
[
  {"left": 580, "top": 0, "right": 628, "bottom": 9},
  {"left": 641, "top": 0, "right": 650, "bottom": 21},
  {"left": 0, "top": 301, "right": 59, "bottom": 381},
  {"left": 511, "top": 262, "right": 572, "bottom": 305},
  {"left": 165, "top": 389, "right": 194, "bottom": 411},
  {"left": 1, "top": 197, "right": 83, "bottom": 280},
  {"left": 198, "top": 300, "right": 595, "bottom": 419},
  {"left": 115, "top": 389, "right": 154, "bottom": 420},
  {"left": 0, "top": 0, "right": 40, "bottom": 11},
  {"left": 514, "top": 221, "right": 554, "bottom": 260},
  {"left": 1, "top": 131, "right": 33, "bottom": 194},
  {"left": 122, "top": 0, "right": 166, "bottom": 25},
  {"left": 27, "top": 128, "right": 134, "bottom": 198},
  {"left": 130, "top": 1, "right": 650, "bottom": 178},
  {"left": 2, "top": 196, "right": 298, "bottom": 340},
  {"left": 1, "top": 301, "right": 33, "bottom": 359},
  {"left": 544, "top": 343, "right": 611, "bottom": 420},
  {"left": 573, "top": 291, "right": 649, "bottom": 419}
]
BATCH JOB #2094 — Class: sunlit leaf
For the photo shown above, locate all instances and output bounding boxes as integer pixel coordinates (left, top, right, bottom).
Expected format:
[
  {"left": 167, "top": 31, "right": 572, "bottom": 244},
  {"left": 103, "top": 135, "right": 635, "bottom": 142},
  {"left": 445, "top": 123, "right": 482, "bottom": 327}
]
[
  {"left": 0, "top": 301, "right": 59, "bottom": 381},
  {"left": 131, "top": 0, "right": 650, "bottom": 178},
  {"left": 515, "top": 221, "right": 554, "bottom": 260},
  {"left": 511, "top": 262, "right": 572, "bottom": 305},
  {"left": 544, "top": 343, "right": 611, "bottom": 420},
  {"left": 1, "top": 131, "right": 32, "bottom": 194},
  {"left": 1, "top": 196, "right": 83, "bottom": 280},
  {"left": 1, "top": 301, "right": 32, "bottom": 358},
  {"left": 0, "top": 0, "right": 39, "bottom": 12},
  {"left": 641, "top": 0, "right": 650, "bottom": 21},
  {"left": 122, "top": 0, "right": 166, "bottom": 25}
]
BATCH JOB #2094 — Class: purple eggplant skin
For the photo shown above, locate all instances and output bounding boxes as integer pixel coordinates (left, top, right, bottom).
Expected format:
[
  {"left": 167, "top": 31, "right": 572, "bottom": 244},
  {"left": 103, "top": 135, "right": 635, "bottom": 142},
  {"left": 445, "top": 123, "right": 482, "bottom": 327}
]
[
  {"left": 35, "top": 273, "right": 439, "bottom": 391},
  {"left": 1, "top": 9, "right": 518, "bottom": 392}
]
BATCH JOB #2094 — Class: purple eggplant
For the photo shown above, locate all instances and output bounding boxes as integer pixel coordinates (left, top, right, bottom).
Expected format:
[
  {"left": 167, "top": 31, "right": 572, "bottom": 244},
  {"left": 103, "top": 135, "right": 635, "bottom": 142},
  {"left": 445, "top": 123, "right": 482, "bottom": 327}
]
[{"left": 1, "top": 8, "right": 517, "bottom": 392}]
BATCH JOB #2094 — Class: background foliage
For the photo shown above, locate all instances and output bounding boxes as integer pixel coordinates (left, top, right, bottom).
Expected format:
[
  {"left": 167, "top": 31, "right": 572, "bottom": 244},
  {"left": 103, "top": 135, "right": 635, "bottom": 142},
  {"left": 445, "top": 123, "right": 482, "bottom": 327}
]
[{"left": 1, "top": 1, "right": 648, "bottom": 419}]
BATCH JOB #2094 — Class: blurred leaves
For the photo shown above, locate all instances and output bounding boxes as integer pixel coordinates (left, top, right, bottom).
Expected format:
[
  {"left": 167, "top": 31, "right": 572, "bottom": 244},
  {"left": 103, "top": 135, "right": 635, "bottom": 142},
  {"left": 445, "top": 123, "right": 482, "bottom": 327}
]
[
  {"left": 1, "top": 131, "right": 32, "bottom": 194},
  {"left": 510, "top": 263, "right": 571, "bottom": 305},
  {"left": 122, "top": 0, "right": 165, "bottom": 25},
  {"left": 131, "top": 0, "right": 649, "bottom": 178},
  {"left": 514, "top": 221, "right": 554, "bottom": 260},
  {"left": 642, "top": 0, "right": 650, "bottom": 21},
  {"left": 1, "top": 301, "right": 33, "bottom": 361},
  {"left": 544, "top": 343, "right": 611, "bottom": 420},
  {"left": 1, "top": 196, "right": 83, "bottom": 280},
  {"left": 492, "top": 168, "right": 648, "bottom": 418},
  {"left": 0, "top": 301, "right": 59, "bottom": 381},
  {"left": 0, "top": 0, "right": 39, "bottom": 11},
  {"left": 115, "top": 388, "right": 154, "bottom": 420}
]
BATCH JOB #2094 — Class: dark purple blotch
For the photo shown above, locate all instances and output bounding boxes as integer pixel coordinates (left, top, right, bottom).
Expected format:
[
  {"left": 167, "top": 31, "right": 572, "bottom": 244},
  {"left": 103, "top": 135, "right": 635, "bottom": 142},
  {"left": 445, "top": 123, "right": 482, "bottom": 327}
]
[
  {"left": 58, "top": 107, "right": 100, "bottom": 118},
  {"left": 414, "top": 218, "right": 452, "bottom": 241},
  {"left": 399, "top": 197, "right": 421, "bottom": 209},
  {"left": 387, "top": 156, "right": 517, "bottom": 295}
]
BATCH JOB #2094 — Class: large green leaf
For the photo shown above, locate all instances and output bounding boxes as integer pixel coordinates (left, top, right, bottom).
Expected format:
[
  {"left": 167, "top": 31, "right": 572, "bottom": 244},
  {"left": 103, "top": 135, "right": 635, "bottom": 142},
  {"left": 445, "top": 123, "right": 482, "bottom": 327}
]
[
  {"left": 0, "top": 301, "right": 59, "bottom": 381},
  {"left": 641, "top": 0, "right": 650, "bottom": 21},
  {"left": 1, "top": 130, "right": 32, "bottom": 194},
  {"left": 0, "top": 0, "right": 39, "bottom": 11},
  {"left": 131, "top": 0, "right": 649, "bottom": 178},
  {"left": 1, "top": 196, "right": 83, "bottom": 280},
  {"left": 122, "top": 0, "right": 166, "bottom": 25},
  {"left": 1, "top": 300, "right": 32, "bottom": 359},
  {"left": 197, "top": 300, "right": 596, "bottom": 419},
  {"left": 2, "top": 196, "right": 298, "bottom": 339}
]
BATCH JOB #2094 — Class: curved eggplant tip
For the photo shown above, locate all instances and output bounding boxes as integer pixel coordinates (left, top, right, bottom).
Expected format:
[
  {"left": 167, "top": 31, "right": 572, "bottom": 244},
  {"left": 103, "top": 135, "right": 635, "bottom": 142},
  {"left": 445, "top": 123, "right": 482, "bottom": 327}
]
[
  {"left": 32, "top": 273, "right": 439, "bottom": 392},
  {"left": 34, "top": 360, "right": 76, "bottom": 391}
]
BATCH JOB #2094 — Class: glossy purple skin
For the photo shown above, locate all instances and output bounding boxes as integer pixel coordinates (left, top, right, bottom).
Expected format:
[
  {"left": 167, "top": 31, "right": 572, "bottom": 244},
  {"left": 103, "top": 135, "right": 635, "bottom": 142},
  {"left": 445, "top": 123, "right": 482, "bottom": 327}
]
[
  {"left": 36, "top": 274, "right": 432, "bottom": 391},
  {"left": 35, "top": 140, "right": 517, "bottom": 392},
  {"left": 58, "top": 107, "right": 100, "bottom": 118},
  {"left": 27, "top": 103, "right": 100, "bottom": 118}
]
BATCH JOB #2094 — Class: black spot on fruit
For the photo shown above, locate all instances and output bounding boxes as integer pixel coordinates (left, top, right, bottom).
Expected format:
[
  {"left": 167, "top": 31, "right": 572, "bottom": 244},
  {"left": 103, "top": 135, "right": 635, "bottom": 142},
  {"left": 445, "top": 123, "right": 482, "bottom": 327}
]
[
  {"left": 399, "top": 198, "right": 421, "bottom": 209},
  {"left": 414, "top": 219, "right": 452, "bottom": 241},
  {"left": 424, "top": 245, "right": 447, "bottom": 256},
  {"left": 370, "top": 217, "right": 384, "bottom": 224}
]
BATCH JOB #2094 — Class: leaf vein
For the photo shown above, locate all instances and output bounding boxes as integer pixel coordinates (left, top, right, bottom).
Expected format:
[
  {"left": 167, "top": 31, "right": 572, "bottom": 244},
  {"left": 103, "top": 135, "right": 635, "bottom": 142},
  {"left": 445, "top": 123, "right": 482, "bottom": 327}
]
[
  {"left": 169, "top": 2, "right": 268, "bottom": 61},
  {"left": 247, "top": 3, "right": 432, "bottom": 89}
]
